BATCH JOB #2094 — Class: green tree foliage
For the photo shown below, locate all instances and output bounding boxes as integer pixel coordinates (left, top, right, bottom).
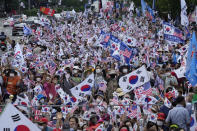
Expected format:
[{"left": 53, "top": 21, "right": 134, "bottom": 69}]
[
  {"left": 24, "top": 8, "right": 38, "bottom": 16},
  {"left": 130, "top": 0, "right": 197, "bottom": 20}
]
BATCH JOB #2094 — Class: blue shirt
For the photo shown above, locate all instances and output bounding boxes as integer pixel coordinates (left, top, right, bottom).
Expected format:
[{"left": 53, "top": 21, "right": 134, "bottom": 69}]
[{"left": 166, "top": 104, "right": 190, "bottom": 131}]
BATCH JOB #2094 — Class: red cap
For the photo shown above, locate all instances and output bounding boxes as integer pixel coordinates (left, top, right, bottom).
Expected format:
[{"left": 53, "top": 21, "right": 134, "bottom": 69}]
[
  {"left": 157, "top": 113, "right": 165, "bottom": 120},
  {"left": 40, "top": 118, "right": 48, "bottom": 123},
  {"left": 165, "top": 92, "right": 173, "bottom": 99}
]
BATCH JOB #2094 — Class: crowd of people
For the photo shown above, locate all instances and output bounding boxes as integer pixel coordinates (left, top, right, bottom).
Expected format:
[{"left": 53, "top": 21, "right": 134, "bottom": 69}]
[{"left": 0, "top": 3, "right": 196, "bottom": 131}]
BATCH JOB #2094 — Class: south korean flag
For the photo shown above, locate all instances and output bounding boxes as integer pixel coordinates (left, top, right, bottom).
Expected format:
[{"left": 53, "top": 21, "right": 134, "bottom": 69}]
[
  {"left": 119, "top": 65, "right": 150, "bottom": 93},
  {"left": 0, "top": 103, "right": 40, "bottom": 131},
  {"left": 70, "top": 74, "right": 94, "bottom": 103}
]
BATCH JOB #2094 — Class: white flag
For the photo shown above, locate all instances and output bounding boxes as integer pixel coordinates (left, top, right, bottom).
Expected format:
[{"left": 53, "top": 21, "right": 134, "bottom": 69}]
[
  {"left": 0, "top": 103, "right": 40, "bottom": 131},
  {"left": 119, "top": 65, "right": 150, "bottom": 93},
  {"left": 147, "top": 113, "right": 157, "bottom": 123},
  {"left": 137, "top": 95, "right": 158, "bottom": 105},
  {"left": 174, "top": 66, "right": 185, "bottom": 78},
  {"left": 13, "top": 95, "right": 31, "bottom": 113},
  {"left": 12, "top": 43, "right": 26, "bottom": 72},
  {"left": 164, "top": 98, "right": 172, "bottom": 108},
  {"left": 70, "top": 74, "right": 94, "bottom": 102},
  {"left": 181, "top": 0, "right": 189, "bottom": 26},
  {"left": 59, "top": 46, "right": 64, "bottom": 58},
  {"left": 190, "top": 113, "right": 197, "bottom": 131}
]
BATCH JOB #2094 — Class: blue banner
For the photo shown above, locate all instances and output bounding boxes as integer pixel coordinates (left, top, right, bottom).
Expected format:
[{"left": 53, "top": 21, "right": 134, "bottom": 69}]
[{"left": 163, "top": 22, "right": 185, "bottom": 43}]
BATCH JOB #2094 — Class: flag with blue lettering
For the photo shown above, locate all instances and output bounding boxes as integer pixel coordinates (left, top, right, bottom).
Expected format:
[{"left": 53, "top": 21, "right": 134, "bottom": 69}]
[
  {"left": 163, "top": 22, "right": 185, "bottom": 43},
  {"left": 152, "top": 0, "right": 155, "bottom": 10},
  {"left": 147, "top": 6, "right": 155, "bottom": 23},
  {"left": 186, "top": 32, "right": 197, "bottom": 86},
  {"left": 141, "top": 0, "right": 147, "bottom": 16},
  {"left": 109, "top": 35, "right": 135, "bottom": 64},
  {"left": 181, "top": 0, "right": 189, "bottom": 26},
  {"left": 186, "top": 33, "right": 193, "bottom": 74},
  {"left": 23, "top": 26, "right": 32, "bottom": 36},
  {"left": 184, "top": 27, "right": 191, "bottom": 39},
  {"left": 95, "top": 31, "right": 111, "bottom": 48}
]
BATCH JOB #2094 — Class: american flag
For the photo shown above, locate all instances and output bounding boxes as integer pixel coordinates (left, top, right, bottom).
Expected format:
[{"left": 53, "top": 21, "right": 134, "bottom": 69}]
[
  {"left": 48, "top": 121, "right": 56, "bottom": 128},
  {"left": 173, "top": 28, "right": 183, "bottom": 39},
  {"left": 128, "top": 104, "right": 137, "bottom": 118},
  {"left": 142, "top": 82, "right": 152, "bottom": 95},
  {"left": 48, "top": 61, "right": 57, "bottom": 75},
  {"left": 120, "top": 49, "right": 132, "bottom": 58},
  {"left": 159, "top": 84, "right": 164, "bottom": 91},
  {"left": 135, "top": 82, "right": 152, "bottom": 99},
  {"left": 34, "top": 110, "right": 41, "bottom": 121},
  {"left": 156, "top": 76, "right": 164, "bottom": 91},
  {"left": 111, "top": 24, "right": 120, "bottom": 32},
  {"left": 111, "top": 96, "right": 120, "bottom": 105}
]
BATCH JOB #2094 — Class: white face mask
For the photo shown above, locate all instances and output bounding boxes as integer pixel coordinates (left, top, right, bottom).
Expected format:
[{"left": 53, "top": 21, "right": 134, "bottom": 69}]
[
  {"left": 73, "top": 70, "right": 78, "bottom": 74},
  {"left": 96, "top": 98, "right": 102, "bottom": 103},
  {"left": 46, "top": 77, "right": 50, "bottom": 81},
  {"left": 96, "top": 69, "right": 101, "bottom": 73},
  {"left": 40, "top": 99, "right": 45, "bottom": 103},
  {"left": 166, "top": 72, "right": 171, "bottom": 76},
  {"left": 122, "top": 69, "right": 128, "bottom": 73},
  {"left": 156, "top": 120, "right": 163, "bottom": 126},
  {"left": 41, "top": 51, "right": 46, "bottom": 55},
  {"left": 36, "top": 78, "right": 41, "bottom": 82},
  {"left": 10, "top": 73, "right": 15, "bottom": 77}
]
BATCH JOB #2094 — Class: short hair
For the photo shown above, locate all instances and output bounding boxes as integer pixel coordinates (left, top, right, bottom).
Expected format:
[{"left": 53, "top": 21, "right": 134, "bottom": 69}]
[
  {"left": 146, "top": 121, "right": 158, "bottom": 130},
  {"left": 69, "top": 116, "right": 79, "bottom": 124},
  {"left": 119, "top": 125, "right": 129, "bottom": 131},
  {"left": 176, "top": 96, "right": 185, "bottom": 104},
  {"left": 124, "top": 119, "right": 131, "bottom": 125}
]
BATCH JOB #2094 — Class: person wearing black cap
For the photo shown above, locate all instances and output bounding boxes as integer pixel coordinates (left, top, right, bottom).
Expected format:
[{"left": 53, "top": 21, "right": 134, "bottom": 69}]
[{"left": 165, "top": 96, "right": 190, "bottom": 131}]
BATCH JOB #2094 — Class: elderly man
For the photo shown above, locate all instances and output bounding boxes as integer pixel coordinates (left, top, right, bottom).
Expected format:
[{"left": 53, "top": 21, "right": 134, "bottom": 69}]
[{"left": 166, "top": 96, "right": 190, "bottom": 131}]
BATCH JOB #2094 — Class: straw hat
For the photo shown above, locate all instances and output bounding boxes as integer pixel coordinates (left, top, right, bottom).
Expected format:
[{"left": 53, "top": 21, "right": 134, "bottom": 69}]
[
  {"left": 108, "top": 69, "right": 117, "bottom": 75},
  {"left": 38, "top": 68, "right": 45, "bottom": 74},
  {"left": 115, "top": 88, "right": 124, "bottom": 97}
]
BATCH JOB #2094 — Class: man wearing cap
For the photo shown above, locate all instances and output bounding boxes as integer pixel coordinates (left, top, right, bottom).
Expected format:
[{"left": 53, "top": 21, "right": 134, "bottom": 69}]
[
  {"left": 69, "top": 66, "right": 82, "bottom": 87},
  {"left": 166, "top": 96, "right": 190, "bottom": 131},
  {"left": 157, "top": 112, "right": 169, "bottom": 131},
  {"left": 37, "top": 117, "right": 53, "bottom": 131}
]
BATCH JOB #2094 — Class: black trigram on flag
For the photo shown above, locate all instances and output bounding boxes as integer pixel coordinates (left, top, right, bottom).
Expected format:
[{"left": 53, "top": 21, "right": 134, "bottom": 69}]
[
  {"left": 11, "top": 114, "right": 21, "bottom": 122},
  {"left": 3, "top": 128, "right": 10, "bottom": 131}
]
